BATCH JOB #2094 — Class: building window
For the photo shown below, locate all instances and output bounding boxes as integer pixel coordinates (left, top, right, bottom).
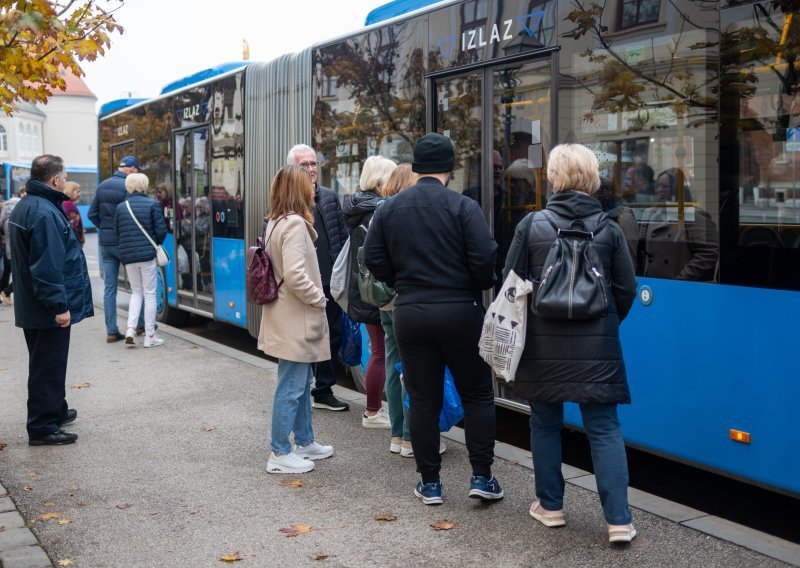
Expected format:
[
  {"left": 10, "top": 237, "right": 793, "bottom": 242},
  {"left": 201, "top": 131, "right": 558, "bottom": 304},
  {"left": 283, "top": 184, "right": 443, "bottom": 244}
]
[
  {"left": 619, "top": 0, "right": 660, "bottom": 29},
  {"left": 0, "top": 125, "right": 7, "bottom": 153},
  {"left": 461, "top": 0, "right": 488, "bottom": 28},
  {"left": 322, "top": 75, "right": 337, "bottom": 98}
]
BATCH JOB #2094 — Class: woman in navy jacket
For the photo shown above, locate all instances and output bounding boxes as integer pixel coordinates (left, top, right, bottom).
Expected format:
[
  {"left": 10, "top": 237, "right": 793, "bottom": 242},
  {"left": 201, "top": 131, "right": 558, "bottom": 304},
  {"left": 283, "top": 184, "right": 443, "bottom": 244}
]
[{"left": 114, "top": 173, "right": 167, "bottom": 347}]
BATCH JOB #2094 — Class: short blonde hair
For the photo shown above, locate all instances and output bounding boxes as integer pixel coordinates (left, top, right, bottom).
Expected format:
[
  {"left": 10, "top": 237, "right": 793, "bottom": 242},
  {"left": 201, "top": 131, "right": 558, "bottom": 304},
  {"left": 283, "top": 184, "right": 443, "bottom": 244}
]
[
  {"left": 125, "top": 172, "right": 149, "bottom": 194},
  {"left": 63, "top": 181, "right": 81, "bottom": 200},
  {"left": 359, "top": 156, "right": 396, "bottom": 192},
  {"left": 546, "top": 144, "right": 600, "bottom": 194}
]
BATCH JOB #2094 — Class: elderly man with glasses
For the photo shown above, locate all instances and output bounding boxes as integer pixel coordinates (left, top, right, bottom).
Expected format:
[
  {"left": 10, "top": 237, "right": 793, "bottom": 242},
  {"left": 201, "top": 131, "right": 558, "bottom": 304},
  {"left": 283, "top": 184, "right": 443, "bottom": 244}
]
[{"left": 286, "top": 144, "right": 350, "bottom": 412}]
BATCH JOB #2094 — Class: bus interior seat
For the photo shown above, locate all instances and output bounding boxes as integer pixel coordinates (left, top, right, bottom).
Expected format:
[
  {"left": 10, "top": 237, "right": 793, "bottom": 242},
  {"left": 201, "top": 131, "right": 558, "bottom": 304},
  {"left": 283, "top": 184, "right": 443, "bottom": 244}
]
[{"left": 738, "top": 226, "right": 785, "bottom": 248}]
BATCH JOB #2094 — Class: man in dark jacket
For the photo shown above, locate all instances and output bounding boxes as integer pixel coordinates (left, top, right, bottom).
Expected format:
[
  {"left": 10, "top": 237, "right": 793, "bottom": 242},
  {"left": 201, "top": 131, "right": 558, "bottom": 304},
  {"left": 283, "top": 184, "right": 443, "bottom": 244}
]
[
  {"left": 364, "top": 133, "right": 503, "bottom": 505},
  {"left": 88, "top": 155, "right": 138, "bottom": 342},
  {"left": 8, "top": 154, "right": 93, "bottom": 446},
  {"left": 288, "top": 144, "right": 350, "bottom": 412}
]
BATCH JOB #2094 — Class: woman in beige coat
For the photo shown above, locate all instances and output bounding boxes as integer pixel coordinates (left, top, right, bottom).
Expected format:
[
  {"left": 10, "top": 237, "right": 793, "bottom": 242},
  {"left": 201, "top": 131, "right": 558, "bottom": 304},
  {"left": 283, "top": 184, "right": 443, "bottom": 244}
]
[{"left": 258, "top": 165, "right": 333, "bottom": 474}]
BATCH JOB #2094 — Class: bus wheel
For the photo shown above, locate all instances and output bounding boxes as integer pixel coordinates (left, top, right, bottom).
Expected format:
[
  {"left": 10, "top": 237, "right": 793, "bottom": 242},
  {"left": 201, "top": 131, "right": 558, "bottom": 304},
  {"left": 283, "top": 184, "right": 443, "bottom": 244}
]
[{"left": 156, "top": 267, "right": 188, "bottom": 326}]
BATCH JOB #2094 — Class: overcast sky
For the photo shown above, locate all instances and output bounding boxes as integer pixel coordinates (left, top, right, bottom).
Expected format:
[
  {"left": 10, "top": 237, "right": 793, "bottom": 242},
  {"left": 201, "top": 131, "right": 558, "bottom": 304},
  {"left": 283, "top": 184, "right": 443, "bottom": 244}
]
[{"left": 81, "top": 0, "right": 391, "bottom": 106}]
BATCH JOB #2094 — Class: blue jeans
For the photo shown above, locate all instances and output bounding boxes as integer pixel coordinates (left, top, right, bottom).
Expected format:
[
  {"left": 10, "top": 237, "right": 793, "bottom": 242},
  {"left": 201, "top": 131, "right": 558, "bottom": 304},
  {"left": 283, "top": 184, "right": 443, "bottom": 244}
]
[
  {"left": 271, "top": 360, "right": 315, "bottom": 455},
  {"left": 100, "top": 245, "right": 121, "bottom": 334},
  {"left": 530, "top": 402, "right": 632, "bottom": 525}
]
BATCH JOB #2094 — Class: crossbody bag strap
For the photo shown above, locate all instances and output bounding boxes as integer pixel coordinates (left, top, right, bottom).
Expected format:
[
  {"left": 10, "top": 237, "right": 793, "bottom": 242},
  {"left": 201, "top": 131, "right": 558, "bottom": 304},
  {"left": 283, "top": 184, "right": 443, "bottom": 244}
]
[{"left": 126, "top": 201, "right": 158, "bottom": 252}]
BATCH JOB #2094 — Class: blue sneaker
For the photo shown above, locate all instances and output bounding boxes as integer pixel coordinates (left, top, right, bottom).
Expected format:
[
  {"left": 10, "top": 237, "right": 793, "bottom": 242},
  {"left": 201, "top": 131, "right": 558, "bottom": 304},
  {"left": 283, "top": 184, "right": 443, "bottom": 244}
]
[
  {"left": 414, "top": 480, "right": 443, "bottom": 505},
  {"left": 468, "top": 475, "right": 504, "bottom": 500}
]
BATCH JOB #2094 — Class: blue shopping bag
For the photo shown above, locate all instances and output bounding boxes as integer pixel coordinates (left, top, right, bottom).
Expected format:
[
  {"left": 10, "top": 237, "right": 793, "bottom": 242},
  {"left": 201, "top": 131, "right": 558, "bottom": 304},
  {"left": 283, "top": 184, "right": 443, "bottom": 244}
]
[
  {"left": 398, "top": 363, "right": 464, "bottom": 432},
  {"left": 338, "top": 313, "right": 362, "bottom": 367}
]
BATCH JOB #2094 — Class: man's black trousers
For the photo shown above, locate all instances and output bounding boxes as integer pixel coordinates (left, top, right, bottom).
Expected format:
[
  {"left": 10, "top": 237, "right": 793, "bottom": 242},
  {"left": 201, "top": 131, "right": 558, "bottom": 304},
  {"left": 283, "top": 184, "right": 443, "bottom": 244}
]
[
  {"left": 24, "top": 326, "right": 70, "bottom": 439},
  {"left": 394, "top": 301, "right": 495, "bottom": 484}
]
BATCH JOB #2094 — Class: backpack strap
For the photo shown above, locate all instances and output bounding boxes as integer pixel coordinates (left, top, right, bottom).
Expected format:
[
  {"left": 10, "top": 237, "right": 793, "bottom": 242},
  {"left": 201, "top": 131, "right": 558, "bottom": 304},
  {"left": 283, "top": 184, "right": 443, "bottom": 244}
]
[{"left": 542, "top": 209, "right": 609, "bottom": 240}]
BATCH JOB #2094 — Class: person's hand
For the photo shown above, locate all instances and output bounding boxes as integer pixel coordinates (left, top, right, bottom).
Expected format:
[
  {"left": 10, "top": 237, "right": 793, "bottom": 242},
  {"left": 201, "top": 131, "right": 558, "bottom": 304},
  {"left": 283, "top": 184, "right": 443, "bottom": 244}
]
[{"left": 55, "top": 311, "right": 71, "bottom": 327}]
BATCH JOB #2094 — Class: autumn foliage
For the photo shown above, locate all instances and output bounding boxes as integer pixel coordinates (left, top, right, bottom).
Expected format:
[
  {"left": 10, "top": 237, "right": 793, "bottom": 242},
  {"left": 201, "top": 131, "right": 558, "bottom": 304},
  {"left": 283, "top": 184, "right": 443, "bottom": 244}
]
[{"left": 0, "top": 0, "right": 124, "bottom": 115}]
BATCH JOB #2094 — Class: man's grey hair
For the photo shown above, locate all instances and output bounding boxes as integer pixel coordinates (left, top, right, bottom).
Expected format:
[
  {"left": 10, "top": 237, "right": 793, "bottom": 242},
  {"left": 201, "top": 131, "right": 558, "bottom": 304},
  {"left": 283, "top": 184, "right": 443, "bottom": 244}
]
[{"left": 286, "top": 144, "right": 317, "bottom": 165}]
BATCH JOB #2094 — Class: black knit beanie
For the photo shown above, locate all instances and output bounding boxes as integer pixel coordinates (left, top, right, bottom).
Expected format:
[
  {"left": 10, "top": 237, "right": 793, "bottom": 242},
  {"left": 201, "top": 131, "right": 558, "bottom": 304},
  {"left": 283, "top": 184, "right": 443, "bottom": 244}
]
[{"left": 412, "top": 133, "right": 455, "bottom": 174}]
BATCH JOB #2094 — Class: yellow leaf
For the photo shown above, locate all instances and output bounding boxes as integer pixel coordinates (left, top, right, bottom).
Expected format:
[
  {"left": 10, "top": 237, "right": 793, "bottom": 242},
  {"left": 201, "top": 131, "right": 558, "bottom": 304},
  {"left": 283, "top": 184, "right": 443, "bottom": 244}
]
[
  {"left": 219, "top": 551, "right": 242, "bottom": 562},
  {"left": 69, "top": 383, "right": 91, "bottom": 389},
  {"left": 374, "top": 514, "right": 397, "bottom": 521},
  {"left": 279, "top": 523, "right": 313, "bottom": 537},
  {"left": 40, "top": 512, "right": 60, "bottom": 521},
  {"left": 57, "top": 561, "right": 73, "bottom": 567},
  {"left": 57, "top": 519, "right": 73, "bottom": 525},
  {"left": 279, "top": 479, "right": 304, "bottom": 488},
  {"left": 430, "top": 519, "right": 456, "bottom": 531}
]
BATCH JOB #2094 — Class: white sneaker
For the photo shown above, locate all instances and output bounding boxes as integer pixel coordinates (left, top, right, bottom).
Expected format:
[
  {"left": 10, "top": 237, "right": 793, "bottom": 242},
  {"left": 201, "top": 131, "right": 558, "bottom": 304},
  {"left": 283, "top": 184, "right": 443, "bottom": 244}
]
[
  {"left": 125, "top": 327, "right": 136, "bottom": 346},
  {"left": 362, "top": 411, "right": 391, "bottom": 429},
  {"left": 390, "top": 437, "right": 403, "bottom": 454},
  {"left": 267, "top": 452, "right": 315, "bottom": 474},
  {"left": 400, "top": 439, "right": 446, "bottom": 457},
  {"left": 143, "top": 334, "right": 164, "bottom": 348},
  {"left": 294, "top": 441, "right": 333, "bottom": 461}
]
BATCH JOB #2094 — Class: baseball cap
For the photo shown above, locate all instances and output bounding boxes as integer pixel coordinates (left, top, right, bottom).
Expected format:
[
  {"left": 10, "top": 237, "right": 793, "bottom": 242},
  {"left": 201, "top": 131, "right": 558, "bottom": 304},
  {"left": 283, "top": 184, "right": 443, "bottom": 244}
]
[{"left": 119, "top": 156, "right": 141, "bottom": 169}]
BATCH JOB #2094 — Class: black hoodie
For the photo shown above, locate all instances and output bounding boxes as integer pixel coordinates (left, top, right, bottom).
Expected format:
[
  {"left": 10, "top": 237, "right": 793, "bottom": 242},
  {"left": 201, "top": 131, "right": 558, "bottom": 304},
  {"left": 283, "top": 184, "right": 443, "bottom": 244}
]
[{"left": 342, "top": 190, "right": 383, "bottom": 324}]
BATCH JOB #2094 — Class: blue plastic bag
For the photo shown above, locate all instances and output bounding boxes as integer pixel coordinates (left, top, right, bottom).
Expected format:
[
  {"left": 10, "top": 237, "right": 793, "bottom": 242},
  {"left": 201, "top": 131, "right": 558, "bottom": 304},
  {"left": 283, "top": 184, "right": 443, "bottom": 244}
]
[
  {"left": 338, "top": 313, "right": 362, "bottom": 367},
  {"left": 399, "top": 363, "right": 464, "bottom": 432}
]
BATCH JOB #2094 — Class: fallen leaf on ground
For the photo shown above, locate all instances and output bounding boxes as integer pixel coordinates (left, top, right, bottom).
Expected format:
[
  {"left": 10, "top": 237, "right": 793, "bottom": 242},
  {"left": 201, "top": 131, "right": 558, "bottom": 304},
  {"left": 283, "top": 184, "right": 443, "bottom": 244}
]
[
  {"left": 279, "top": 523, "right": 313, "bottom": 537},
  {"left": 115, "top": 503, "right": 130, "bottom": 510},
  {"left": 219, "top": 551, "right": 242, "bottom": 562},
  {"left": 57, "top": 560, "right": 73, "bottom": 566},
  {"left": 279, "top": 479, "right": 304, "bottom": 488},
  {"left": 431, "top": 519, "right": 456, "bottom": 531},
  {"left": 243, "top": 551, "right": 256, "bottom": 557},
  {"left": 29, "top": 472, "right": 39, "bottom": 477},
  {"left": 313, "top": 553, "right": 330, "bottom": 560},
  {"left": 22, "top": 486, "right": 33, "bottom": 492},
  {"left": 374, "top": 514, "right": 397, "bottom": 521},
  {"left": 190, "top": 510, "right": 200, "bottom": 515},
  {"left": 57, "top": 519, "right": 73, "bottom": 525},
  {"left": 43, "top": 501, "right": 56, "bottom": 507},
  {"left": 148, "top": 512, "right": 158, "bottom": 516},
  {"left": 0, "top": 526, "right": 5, "bottom": 532},
  {"left": 202, "top": 425, "right": 216, "bottom": 432},
  {"left": 69, "top": 383, "right": 91, "bottom": 389},
  {"left": 0, "top": 442, "right": 7, "bottom": 451},
  {"left": 39, "top": 512, "right": 60, "bottom": 521}
]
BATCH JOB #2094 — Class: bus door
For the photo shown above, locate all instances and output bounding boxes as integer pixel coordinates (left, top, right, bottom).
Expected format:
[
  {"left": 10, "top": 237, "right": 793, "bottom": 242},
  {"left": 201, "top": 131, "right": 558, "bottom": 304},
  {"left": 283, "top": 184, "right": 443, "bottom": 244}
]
[
  {"left": 431, "top": 55, "right": 555, "bottom": 406},
  {"left": 173, "top": 126, "right": 213, "bottom": 316}
]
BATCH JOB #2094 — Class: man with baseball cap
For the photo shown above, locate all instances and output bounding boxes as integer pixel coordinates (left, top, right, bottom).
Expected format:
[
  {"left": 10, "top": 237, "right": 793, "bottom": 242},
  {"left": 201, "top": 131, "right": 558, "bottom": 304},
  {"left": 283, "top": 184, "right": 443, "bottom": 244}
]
[
  {"left": 363, "top": 133, "right": 502, "bottom": 505},
  {"left": 88, "top": 156, "right": 140, "bottom": 342}
]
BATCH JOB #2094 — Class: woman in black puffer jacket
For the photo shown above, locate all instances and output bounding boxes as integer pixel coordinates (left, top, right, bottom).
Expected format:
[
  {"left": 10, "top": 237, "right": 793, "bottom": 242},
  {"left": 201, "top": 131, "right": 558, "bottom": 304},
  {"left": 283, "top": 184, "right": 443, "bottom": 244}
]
[
  {"left": 504, "top": 144, "right": 638, "bottom": 543},
  {"left": 342, "top": 156, "right": 396, "bottom": 429}
]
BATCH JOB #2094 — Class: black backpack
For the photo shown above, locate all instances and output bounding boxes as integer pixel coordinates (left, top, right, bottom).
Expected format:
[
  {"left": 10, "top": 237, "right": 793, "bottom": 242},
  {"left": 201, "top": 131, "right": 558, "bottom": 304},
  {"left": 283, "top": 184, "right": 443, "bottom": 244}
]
[{"left": 532, "top": 210, "right": 609, "bottom": 320}]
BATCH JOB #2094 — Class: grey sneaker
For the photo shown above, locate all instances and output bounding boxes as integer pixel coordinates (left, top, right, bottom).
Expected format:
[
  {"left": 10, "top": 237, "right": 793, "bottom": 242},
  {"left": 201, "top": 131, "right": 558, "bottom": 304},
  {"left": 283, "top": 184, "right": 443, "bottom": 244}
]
[{"left": 362, "top": 411, "right": 391, "bottom": 429}]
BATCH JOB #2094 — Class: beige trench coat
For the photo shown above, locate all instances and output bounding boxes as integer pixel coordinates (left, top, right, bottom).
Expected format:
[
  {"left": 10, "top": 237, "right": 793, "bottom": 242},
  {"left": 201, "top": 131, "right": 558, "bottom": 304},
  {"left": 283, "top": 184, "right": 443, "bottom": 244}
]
[{"left": 257, "top": 214, "right": 330, "bottom": 363}]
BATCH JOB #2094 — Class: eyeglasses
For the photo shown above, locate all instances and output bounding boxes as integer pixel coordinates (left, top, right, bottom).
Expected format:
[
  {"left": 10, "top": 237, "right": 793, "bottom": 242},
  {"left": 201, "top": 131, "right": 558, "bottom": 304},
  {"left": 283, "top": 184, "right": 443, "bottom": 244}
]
[{"left": 298, "top": 161, "right": 318, "bottom": 169}]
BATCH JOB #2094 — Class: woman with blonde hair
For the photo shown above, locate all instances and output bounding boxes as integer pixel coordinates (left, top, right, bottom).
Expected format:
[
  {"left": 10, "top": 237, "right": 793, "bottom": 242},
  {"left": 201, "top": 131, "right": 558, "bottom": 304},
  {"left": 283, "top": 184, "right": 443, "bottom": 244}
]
[
  {"left": 258, "top": 165, "right": 333, "bottom": 474},
  {"left": 62, "top": 181, "right": 85, "bottom": 246},
  {"left": 504, "top": 143, "right": 638, "bottom": 542},
  {"left": 114, "top": 173, "right": 168, "bottom": 347},
  {"left": 342, "top": 155, "right": 397, "bottom": 429}
]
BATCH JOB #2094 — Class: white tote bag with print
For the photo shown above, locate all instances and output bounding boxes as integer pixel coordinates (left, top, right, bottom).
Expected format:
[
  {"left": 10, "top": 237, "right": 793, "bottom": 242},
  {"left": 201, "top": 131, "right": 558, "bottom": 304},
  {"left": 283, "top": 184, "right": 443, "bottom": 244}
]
[{"left": 479, "top": 269, "right": 532, "bottom": 382}]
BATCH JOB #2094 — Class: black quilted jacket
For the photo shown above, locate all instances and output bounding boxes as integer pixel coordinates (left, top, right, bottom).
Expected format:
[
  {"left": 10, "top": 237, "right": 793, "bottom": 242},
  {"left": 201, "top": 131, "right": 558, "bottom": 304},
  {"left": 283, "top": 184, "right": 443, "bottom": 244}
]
[
  {"left": 504, "top": 191, "right": 637, "bottom": 404},
  {"left": 315, "top": 184, "right": 348, "bottom": 275}
]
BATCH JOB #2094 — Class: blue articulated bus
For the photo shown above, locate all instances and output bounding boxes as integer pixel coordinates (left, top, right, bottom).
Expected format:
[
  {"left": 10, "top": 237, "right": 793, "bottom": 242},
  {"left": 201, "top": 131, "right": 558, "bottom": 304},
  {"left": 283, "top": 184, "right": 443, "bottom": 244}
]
[
  {"left": 98, "top": 0, "right": 800, "bottom": 498},
  {"left": 1, "top": 162, "right": 98, "bottom": 229}
]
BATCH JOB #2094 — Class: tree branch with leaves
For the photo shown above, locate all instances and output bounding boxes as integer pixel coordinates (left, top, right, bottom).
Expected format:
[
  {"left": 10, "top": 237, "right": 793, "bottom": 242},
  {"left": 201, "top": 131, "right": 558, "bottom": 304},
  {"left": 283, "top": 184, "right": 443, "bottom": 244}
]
[{"left": 0, "top": 0, "right": 124, "bottom": 115}]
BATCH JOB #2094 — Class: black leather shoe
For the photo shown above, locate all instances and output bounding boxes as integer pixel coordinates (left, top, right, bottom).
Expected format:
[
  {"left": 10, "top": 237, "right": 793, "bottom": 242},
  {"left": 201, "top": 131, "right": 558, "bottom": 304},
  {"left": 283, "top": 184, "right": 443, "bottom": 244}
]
[
  {"left": 60, "top": 408, "right": 77, "bottom": 426},
  {"left": 29, "top": 430, "right": 78, "bottom": 446},
  {"left": 106, "top": 332, "right": 125, "bottom": 343}
]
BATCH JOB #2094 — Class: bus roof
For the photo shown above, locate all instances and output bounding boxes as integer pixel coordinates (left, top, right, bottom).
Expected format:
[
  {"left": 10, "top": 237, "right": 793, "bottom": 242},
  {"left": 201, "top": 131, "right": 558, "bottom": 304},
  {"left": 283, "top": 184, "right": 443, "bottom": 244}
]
[
  {"left": 159, "top": 62, "right": 249, "bottom": 95},
  {"left": 365, "top": 0, "right": 446, "bottom": 25}
]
